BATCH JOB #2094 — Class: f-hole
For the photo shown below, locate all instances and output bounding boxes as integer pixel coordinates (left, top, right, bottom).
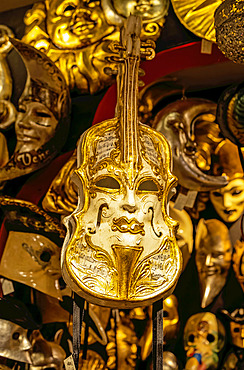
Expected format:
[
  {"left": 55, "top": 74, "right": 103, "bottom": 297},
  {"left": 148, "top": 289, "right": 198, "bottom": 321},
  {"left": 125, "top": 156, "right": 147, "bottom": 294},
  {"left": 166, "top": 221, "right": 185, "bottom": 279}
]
[{"left": 149, "top": 207, "right": 162, "bottom": 237}]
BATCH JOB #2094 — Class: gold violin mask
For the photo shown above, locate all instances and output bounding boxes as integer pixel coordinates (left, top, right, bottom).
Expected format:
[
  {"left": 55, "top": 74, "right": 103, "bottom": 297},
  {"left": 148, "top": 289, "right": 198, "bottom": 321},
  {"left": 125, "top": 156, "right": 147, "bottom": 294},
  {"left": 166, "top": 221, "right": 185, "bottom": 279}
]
[
  {"left": 61, "top": 15, "right": 182, "bottom": 308},
  {"left": 195, "top": 219, "right": 232, "bottom": 308},
  {"left": 233, "top": 240, "right": 244, "bottom": 292}
]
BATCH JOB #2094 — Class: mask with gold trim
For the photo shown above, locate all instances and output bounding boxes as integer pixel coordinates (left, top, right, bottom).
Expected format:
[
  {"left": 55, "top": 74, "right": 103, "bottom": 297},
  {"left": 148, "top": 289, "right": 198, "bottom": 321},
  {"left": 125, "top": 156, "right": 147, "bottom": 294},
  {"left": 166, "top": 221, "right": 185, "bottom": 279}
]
[
  {"left": 210, "top": 140, "right": 244, "bottom": 223},
  {"left": 61, "top": 15, "right": 182, "bottom": 308},
  {"left": 153, "top": 98, "right": 228, "bottom": 191},
  {"left": 184, "top": 312, "right": 225, "bottom": 370},
  {"left": 195, "top": 219, "right": 232, "bottom": 308},
  {"left": 0, "top": 38, "right": 70, "bottom": 182}
]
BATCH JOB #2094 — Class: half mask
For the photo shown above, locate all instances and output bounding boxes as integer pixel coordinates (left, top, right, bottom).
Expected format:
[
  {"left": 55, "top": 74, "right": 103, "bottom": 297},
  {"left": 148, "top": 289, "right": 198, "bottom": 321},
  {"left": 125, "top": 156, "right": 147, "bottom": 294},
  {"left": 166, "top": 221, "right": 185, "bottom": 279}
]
[
  {"left": 61, "top": 15, "right": 182, "bottom": 308},
  {"left": 0, "top": 319, "right": 32, "bottom": 363},
  {"left": 233, "top": 240, "right": 244, "bottom": 292},
  {"left": 195, "top": 218, "right": 232, "bottom": 308},
  {"left": 184, "top": 312, "right": 225, "bottom": 370},
  {"left": 153, "top": 98, "right": 228, "bottom": 191},
  {"left": 0, "top": 38, "right": 70, "bottom": 182}
]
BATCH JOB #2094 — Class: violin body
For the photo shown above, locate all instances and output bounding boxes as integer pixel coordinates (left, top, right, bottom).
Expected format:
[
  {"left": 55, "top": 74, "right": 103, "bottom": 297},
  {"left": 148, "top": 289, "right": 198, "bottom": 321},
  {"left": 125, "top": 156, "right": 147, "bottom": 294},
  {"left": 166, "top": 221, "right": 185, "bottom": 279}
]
[{"left": 61, "top": 16, "right": 182, "bottom": 308}]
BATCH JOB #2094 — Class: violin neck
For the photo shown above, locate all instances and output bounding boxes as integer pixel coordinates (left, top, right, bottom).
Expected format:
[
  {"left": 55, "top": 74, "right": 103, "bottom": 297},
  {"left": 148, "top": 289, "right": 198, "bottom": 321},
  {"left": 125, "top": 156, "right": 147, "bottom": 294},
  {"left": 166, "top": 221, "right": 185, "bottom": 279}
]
[{"left": 117, "top": 16, "right": 141, "bottom": 183}]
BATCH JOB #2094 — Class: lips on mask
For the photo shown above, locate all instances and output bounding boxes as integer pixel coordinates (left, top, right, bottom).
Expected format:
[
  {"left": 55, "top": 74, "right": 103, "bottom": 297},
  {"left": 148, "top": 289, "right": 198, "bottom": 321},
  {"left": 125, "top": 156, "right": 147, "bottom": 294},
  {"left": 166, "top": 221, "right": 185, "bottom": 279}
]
[
  {"left": 61, "top": 15, "right": 182, "bottom": 308},
  {"left": 195, "top": 218, "right": 232, "bottom": 308}
]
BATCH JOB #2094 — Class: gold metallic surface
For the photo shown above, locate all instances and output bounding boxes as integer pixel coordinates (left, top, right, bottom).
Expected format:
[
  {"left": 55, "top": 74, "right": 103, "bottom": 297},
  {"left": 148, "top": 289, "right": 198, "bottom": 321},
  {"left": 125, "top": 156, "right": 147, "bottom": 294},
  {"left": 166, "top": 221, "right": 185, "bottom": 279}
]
[
  {"left": 0, "top": 319, "right": 32, "bottom": 363},
  {"left": 230, "top": 322, "right": 244, "bottom": 348},
  {"left": 30, "top": 330, "right": 66, "bottom": 369},
  {"left": 42, "top": 151, "right": 77, "bottom": 215},
  {"left": 140, "top": 295, "right": 179, "bottom": 361},
  {"left": 153, "top": 98, "right": 227, "bottom": 191},
  {"left": 233, "top": 240, "right": 244, "bottom": 292},
  {"left": 184, "top": 312, "right": 225, "bottom": 370},
  {"left": 22, "top": 0, "right": 168, "bottom": 94},
  {"left": 210, "top": 140, "right": 244, "bottom": 223},
  {"left": 195, "top": 219, "right": 232, "bottom": 308},
  {"left": 0, "top": 195, "right": 65, "bottom": 238},
  {"left": 215, "top": 0, "right": 244, "bottom": 64},
  {"left": 79, "top": 350, "right": 106, "bottom": 370},
  {"left": 61, "top": 16, "right": 182, "bottom": 308},
  {"left": 0, "top": 38, "right": 70, "bottom": 182},
  {"left": 0, "top": 231, "right": 71, "bottom": 299},
  {"left": 171, "top": 0, "right": 223, "bottom": 42},
  {"left": 106, "top": 313, "right": 138, "bottom": 370}
]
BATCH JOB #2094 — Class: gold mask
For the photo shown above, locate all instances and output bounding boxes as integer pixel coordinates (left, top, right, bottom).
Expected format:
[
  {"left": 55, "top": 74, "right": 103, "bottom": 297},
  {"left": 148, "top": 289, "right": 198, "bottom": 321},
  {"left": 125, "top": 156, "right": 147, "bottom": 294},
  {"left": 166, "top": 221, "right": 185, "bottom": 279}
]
[
  {"left": 210, "top": 140, "right": 244, "bottom": 223},
  {"left": 61, "top": 16, "right": 182, "bottom": 308},
  {"left": 222, "top": 308, "right": 244, "bottom": 349},
  {"left": 23, "top": 0, "right": 168, "bottom": 93},
  {"left": 30, "top": 330, "right": 66, "bottom": 369},
  {"left": 184, "top": 312, "right": 225, "bottom": 370},
  {"left": 0, "top": 319, "right": 32, "bottom": 363},
  {"left": 233, "top": 240, "right": 244, "bottom": 292},
  {"left": 0, "top": 38, "right": 70, "bottom": 182},
  {"left": 0, "top": 231, "right": 70, "bottom": 300},
  {"left": 153, "top": 98, "right": 227, "bottom": 191},
  {"left": 195, "top": 219, "right": 232, "bottom": 308}
]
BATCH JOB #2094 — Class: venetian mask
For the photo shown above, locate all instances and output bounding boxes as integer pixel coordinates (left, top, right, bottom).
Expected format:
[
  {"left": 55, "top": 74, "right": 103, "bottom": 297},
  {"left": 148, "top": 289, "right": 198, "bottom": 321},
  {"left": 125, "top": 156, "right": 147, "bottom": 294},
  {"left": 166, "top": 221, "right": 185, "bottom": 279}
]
[
  {"left": 0, "top": 38, "right": 70, "bottom": 182},
  {"left": 61, "top": 16, "right": 182, "bottom": 308},
  {"left": 233, "top": 240, "right": 244, "bottom": 292},
  {"left": 102, "top": 0, "right": 169, "bottom": 24},
  {"left": 184, "top": 312, "right": 225, "bottom": 370},
  {"left": 30, "top": 330, "right": 66, "bottom": 370},
  {"left": 46, "top": 0, "right": 113, "bottom": 49},
  {"left": 222, "top": 308, "right": 244, "bottom": 349},
  {"left": 23, "top": 0, "right": 167, "bottom": 93},
  {"left": 0, "top": 231, "right": 70, "bottom": 299},
  {"left": 153, "top": 98, "right": 228, "bottom": 191},
  {"left": 169, "top": 202, "right": 193, "bottom": 271},
  {"left": 0, "top": 319, "right": 32, "bottom": 363},
  {"left": 210, "top": 140, "right": 244, "bottom": 223},
  {"left": 195, "top": 219, "right": 232, "bottom": 308}
]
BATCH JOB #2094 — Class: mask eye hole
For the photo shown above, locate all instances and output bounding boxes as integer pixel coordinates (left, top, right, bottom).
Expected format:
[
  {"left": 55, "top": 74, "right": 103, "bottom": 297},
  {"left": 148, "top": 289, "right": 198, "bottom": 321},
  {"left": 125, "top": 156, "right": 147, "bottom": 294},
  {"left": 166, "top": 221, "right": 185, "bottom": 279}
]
[
  {"left": 163, "top": 310, "right": 169, "bottom": 318},
  {"left": 188, "top": 334, "right": 195, "bottom": 343},
  {"left": 95, "top": 177, "right": 120, "bottom": 190},
  {"left": 138, "top": 180, "right": 158, "bottom": 192},
  {"left": 12, "top": 332, "right": 20, "bottom": 340},
  {"left": 234, "top": 327, "right": 240, "bottom": 333},
  {"left": 207, "top": 334, "right": 215, "bottom": 342},
  {"left": 40, "top": 251, "right": 51, "bottom": 262}
]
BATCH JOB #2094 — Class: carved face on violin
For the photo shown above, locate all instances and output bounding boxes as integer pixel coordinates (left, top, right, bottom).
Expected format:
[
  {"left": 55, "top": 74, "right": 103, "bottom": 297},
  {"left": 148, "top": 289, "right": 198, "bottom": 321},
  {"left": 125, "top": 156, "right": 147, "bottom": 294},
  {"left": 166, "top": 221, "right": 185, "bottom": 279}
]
[{"left": 62, "top": 16, "right": 181, "bottom": 308}]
